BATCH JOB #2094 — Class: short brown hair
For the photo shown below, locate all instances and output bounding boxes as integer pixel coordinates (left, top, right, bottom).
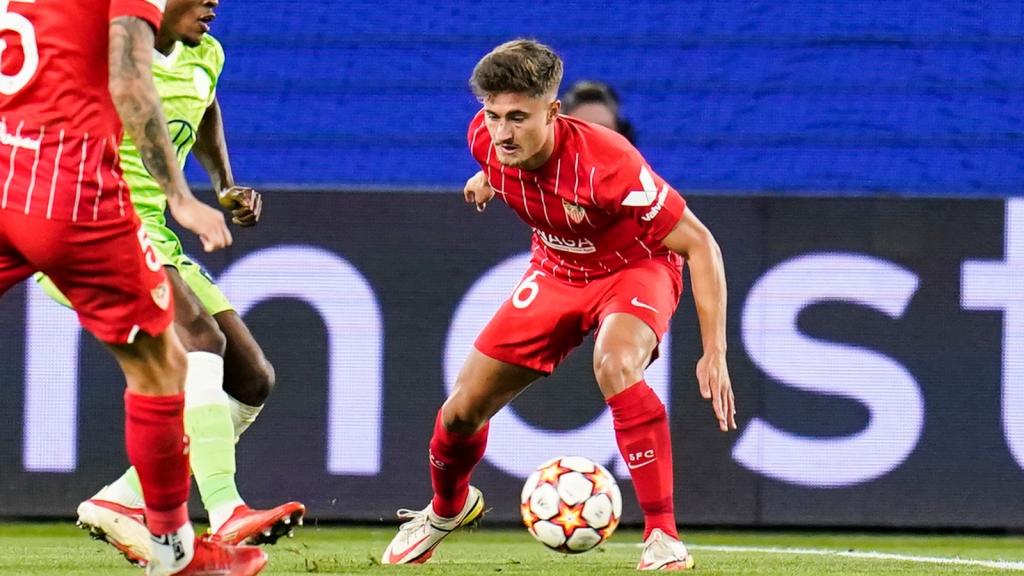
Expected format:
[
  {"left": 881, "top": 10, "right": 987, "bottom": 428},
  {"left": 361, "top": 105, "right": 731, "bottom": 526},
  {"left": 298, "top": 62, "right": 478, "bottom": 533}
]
[{"left": 470, "top": 39, "right": 564, "bottom": 100}]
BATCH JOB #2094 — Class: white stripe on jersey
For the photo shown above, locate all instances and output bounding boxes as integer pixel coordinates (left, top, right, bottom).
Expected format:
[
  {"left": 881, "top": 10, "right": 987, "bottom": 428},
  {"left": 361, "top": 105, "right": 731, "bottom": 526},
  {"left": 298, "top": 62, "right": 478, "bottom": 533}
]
[
  {"left": 111, "top": 150, "right": 125, "bottom": 217},
  {"left": 555, "top": 159, "right": 576, "bottom": 233},
  {"left": 572, "top": 154, "right": 580, "bottom": 203},
  {"left": 588, "top": 165, "right": 598, "bottom": 209},
  {"left": 2, "top": 121, "right": 24, "bottom": 209},
  {"left": 574, "top": 155, "right": 596, "bottom": 227},
  {"left": 72, "top": 134, "right": 89, "bottom": 222},
  {"left": 470, "top": 121, "right": 486, "bottom": 153},
  {"left": 47, "top": 130, "right": 65, "bottom": 220},
  {"left": 614, "top": 250, "right": 629, "bottom": 264},
  {"left": 23, "top": 125, "right": 45, "bottom": 215},
  {"left": 518, "top": 169, "right": 536, "bottom": 224},
  {"left": 635, "top": 236, "right": 654, "bottom": 259},
  {"left": 93, "top": 138, "right": 106, "bottom": 221},
  {"left": 570, "top": 257, "right": 590, "bottom": 284},
  {"left": 534, "top": 177, "right": 553, "bottom": 228},
  {"left": 485, "top": 144, "right": 493, "bottom": 193},
  {"left": 117, "top": 179, "right": 126, "bottom": 217}
]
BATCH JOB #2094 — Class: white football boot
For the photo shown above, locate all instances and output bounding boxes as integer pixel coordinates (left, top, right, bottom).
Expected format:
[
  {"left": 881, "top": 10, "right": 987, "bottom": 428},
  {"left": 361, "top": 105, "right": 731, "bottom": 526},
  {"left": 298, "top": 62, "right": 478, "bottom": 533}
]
[
  {"left": 381, "top": 486, "right": 485, "bottom": 564},
  {"left": 636, "top": 528, "right": 696, "bottom": 571},
  {"left": 76, "top": 485, "right": 151, "bottom": 566}
]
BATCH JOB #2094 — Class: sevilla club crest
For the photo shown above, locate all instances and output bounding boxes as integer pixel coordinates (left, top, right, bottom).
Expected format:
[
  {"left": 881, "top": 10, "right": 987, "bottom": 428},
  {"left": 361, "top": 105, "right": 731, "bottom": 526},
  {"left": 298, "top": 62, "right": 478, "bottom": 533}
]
[
  {"left": 562, "top": 199, "right": 586, "bottom": 224},
  {"left": 151, "top": 281, "right": 171, "bottom": 310}
]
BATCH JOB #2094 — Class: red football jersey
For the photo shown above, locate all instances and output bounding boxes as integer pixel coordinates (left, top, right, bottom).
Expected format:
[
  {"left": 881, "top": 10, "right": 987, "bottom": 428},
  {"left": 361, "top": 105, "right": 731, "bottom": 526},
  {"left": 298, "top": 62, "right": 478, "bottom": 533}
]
[
  {"left": 0, "top": 0, "right": 163, "bottom": 221},
  {"left": 469, "top": 111, "right": 686, "bottom": 284}
]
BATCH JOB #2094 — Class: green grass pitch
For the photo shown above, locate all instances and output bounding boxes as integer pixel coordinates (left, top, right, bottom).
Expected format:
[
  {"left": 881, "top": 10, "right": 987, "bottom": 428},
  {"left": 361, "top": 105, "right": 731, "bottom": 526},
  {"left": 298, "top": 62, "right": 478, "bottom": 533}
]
[{"left": 2, "top": 522, "right": 1024, "bottom": 575}]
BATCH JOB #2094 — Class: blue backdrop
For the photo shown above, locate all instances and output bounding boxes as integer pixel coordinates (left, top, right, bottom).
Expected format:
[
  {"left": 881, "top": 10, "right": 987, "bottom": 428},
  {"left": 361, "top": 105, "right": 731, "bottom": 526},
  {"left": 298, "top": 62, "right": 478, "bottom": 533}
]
[{"left": 202, "top": 1, "right": 1024, "bottom": 196}]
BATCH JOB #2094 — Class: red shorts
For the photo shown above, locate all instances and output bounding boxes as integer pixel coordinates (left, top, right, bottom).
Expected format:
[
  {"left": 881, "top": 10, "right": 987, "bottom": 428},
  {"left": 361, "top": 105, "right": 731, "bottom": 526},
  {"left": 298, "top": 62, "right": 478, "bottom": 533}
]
[
  {"left": 475, "top": 259, "right": 683, "bottom": 374},
  {"left": 0, "top": 209, "right": 173, "bottom": 343}
]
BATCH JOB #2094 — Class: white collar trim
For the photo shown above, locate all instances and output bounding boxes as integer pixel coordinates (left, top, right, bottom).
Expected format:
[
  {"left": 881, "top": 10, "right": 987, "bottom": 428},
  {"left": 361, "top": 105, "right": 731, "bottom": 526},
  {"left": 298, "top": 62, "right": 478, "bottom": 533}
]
[{"left": 153, "top": 42, "right": 183, "bottom": 67}]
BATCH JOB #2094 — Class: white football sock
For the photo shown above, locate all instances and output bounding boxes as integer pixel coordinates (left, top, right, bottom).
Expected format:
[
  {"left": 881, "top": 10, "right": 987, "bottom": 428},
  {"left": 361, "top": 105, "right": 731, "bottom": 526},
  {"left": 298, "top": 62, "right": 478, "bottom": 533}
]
[
  {"left": 208, "top": 502, "right": 244, "bottom": 534},
  {"left": 227, "top": 395, "right": 263, "bottom": 441},
  {"left": 147, "top": 521, "right": 195, "bottom": 576},
  {"left": 185, "top": 352, "right": 245, "bottom": 528},
  {"left": 97, "top": 473, "right": 145, "bottom": 509},
  {"left": 184, "top": 351, "right": 227, "bottom": 410}
]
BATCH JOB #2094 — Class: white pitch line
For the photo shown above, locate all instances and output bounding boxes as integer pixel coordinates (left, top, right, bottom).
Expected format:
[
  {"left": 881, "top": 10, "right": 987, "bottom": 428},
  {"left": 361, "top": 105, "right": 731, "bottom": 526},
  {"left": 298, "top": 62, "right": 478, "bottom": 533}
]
[{"left": 680, "top": 544, "right": 1024, "bottom": 571}]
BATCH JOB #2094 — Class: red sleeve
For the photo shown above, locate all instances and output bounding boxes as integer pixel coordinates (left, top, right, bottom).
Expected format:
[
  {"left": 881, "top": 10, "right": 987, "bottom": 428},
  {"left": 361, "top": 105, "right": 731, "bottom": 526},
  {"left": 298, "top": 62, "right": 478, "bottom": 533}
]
[
  {"left": 467, "top": 109, "right": 489, "bottom": 166},
  {"left": 606, "top": 148, "right": 686, "bottom": 242},
  {"left": 109, "top": 0, "right": 163, "bottom": 32}
]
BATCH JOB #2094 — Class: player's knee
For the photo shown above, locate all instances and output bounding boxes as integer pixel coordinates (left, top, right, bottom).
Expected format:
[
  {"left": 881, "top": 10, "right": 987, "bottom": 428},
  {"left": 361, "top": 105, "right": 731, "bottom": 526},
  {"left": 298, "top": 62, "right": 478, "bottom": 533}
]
[
  {"left": 175, "top": 311, "right": 226, "bottom": 355},
  {"left": 222, "top": 354, "right": 275, "bottom": 406},
  {"left": 149, "top": 331, "right": 188, "bottom": 384},
  {"left": 116, "top": 329, "right": 188, "bottom": 395},
  {"left": 249, "top": 358, "right": 276, "bottom": 404},
  {"left": 445, "top": 414, "right": 487, "bottom": 435},
  {"left": 593, "top": 351, "right": 645, "bottom": 390},
  {"left": 440, "top": 399, "right": 488, "bottom": 435}
]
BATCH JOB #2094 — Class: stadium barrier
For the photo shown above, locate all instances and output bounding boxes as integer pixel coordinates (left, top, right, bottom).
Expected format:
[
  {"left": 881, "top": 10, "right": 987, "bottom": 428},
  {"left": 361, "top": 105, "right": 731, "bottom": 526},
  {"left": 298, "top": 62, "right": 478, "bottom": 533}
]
[{"left": 1, "top": 192, "right": 1020, "bottom": 528}]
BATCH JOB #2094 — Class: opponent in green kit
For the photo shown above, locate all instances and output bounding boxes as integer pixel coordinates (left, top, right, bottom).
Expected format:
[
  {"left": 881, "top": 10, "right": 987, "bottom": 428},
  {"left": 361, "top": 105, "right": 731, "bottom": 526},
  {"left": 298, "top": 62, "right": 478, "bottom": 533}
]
[{"left": 35, "top": 0, "right": 304, "bottom": 565}]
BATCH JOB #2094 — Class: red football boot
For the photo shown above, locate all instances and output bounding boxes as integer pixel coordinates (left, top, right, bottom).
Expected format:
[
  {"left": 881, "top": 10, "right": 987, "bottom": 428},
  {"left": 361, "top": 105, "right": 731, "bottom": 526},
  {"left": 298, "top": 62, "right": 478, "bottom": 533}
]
[
  {"left": 157, "top": 537, "right": 267, "bottom": 576},
  {"left": 212, "top": 502, "right": 306, "bottom": 545}
]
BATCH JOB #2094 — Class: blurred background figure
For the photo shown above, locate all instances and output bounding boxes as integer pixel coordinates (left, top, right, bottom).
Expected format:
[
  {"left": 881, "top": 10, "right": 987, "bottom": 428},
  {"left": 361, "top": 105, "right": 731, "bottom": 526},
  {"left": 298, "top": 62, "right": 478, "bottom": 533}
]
[{"left": 561, "top": 80, "right": 637, "bottom": 144}]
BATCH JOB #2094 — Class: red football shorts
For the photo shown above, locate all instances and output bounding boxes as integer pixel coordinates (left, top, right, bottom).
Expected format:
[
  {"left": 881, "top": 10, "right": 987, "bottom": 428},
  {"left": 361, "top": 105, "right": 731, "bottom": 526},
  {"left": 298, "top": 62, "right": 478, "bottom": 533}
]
[
  {"left": 0, "top": 209, "right": 173, "bottom": 343},
  {"left": 475, "top": 259, "right": 683, "bottom": 374}
]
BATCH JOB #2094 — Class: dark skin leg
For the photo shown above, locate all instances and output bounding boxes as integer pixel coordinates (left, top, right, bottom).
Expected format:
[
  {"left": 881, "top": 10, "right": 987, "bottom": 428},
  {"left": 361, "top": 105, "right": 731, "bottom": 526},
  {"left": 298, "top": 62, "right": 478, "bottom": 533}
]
[
  {"left": 215, "top": 310, "right": 274, "bottom": 407},
  {"left": 165, "top": 266, "right": 274, "bottom": 406},
  {"left": 167, "top": 266, "right": 225, "bottom": 355}
]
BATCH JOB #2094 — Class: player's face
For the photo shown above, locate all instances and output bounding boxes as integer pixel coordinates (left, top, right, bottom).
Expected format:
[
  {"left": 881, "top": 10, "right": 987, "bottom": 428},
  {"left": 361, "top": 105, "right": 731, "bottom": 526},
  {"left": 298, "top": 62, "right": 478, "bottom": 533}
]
[
  {"left": 567, "top": 102, "right": 617, "bottom": 131},
  {"left": 483, "top": 92, "right": 559, "bottom": 170},
  {"left": 162, "top": 0, "right": 218, "bottom": 48}
]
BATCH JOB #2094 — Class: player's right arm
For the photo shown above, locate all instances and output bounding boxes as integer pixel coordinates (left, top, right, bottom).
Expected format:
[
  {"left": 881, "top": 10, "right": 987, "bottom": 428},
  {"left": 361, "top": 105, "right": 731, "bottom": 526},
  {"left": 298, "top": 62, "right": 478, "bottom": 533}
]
[
  {"left": 463, "top": 170, "right": 494, "bottom": 212},
  {"left": 464, "top": 112, "right": 495, "bottom": 212},
  {"left": 107, "top": 15, "right": 231, "bottom": 252}
]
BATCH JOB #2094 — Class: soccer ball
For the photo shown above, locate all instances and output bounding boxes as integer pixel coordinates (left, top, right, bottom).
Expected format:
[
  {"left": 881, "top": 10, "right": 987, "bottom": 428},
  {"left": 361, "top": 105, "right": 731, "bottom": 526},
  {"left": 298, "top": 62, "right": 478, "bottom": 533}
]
[{"left": 520, "top": 456, "right": 622, "bottom": 553}]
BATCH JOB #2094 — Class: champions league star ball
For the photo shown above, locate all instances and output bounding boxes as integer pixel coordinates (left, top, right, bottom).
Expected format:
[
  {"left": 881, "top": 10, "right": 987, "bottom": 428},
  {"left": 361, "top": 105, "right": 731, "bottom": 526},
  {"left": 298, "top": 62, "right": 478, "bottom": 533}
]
[{"left": 520, "top": 456, "right": 622, "bottom": 553}]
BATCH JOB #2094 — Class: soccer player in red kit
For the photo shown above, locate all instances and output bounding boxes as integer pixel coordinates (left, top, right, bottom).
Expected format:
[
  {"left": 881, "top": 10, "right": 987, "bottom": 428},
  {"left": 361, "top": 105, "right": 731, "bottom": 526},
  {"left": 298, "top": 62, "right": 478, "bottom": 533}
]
[
  {"left": 0, "top": 1, "right": 264, "bottom": 574},
  {"left": 382, "top": 39, "right": 736, "bottom": 571}
]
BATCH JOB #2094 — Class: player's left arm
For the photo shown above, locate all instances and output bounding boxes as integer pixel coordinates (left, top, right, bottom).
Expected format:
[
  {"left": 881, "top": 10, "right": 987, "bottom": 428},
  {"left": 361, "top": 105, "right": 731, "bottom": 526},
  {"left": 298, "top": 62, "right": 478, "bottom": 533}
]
[
  {"left": 661, "top": 208, "right": 736, "bottom": 432},
  {"left": 612, "top": 148, "right": 736, "bottom": 432},
  {"left": 192, "top": 97, "right": 262, "bottom": 227}
]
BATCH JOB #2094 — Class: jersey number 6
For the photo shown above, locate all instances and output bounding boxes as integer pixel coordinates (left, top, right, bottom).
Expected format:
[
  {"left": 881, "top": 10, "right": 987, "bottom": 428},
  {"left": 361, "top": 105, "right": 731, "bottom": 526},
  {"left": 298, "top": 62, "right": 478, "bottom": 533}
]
[
  {"left": 512, "top": 270, "right": 544, "bottom": 309},
  {"left": 0, "top": 1, "right": 40, "bottom": 96}
]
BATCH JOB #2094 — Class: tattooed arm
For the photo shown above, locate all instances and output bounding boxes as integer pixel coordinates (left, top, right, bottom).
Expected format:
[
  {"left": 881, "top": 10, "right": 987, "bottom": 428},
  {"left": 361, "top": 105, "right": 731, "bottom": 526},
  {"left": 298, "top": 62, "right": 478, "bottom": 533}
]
[{"left": 108, "top": 16, "right": 231, "bottom": 252}]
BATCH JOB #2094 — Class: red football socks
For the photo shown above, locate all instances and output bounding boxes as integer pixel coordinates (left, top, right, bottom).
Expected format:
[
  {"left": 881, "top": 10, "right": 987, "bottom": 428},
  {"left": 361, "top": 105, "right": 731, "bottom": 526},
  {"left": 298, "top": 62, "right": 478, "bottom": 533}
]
[
  {"left": 124, "top": 390, "right": 190, "bottom": 535},
  {"left": 429, "top": 409, "right": 489, "bottom": 518},
  {"left": 607, "top": 381, "right": 678, "bottom": 539}
]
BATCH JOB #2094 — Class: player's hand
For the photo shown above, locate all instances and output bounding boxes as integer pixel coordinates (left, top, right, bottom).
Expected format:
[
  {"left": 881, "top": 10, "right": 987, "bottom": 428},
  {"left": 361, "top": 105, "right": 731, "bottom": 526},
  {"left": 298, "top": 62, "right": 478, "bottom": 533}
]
[
  {"left": 169, "top": 195, "right": 232, "bottom": 252},
  {"left": 697, "top": 350, "right": 737, "bottom": 432},
  {"left": 218, "top": 186, "right": 263, "bottom": 227},
  {"left": 464, "top": 170, "right": 494, "bottom": 212}
]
